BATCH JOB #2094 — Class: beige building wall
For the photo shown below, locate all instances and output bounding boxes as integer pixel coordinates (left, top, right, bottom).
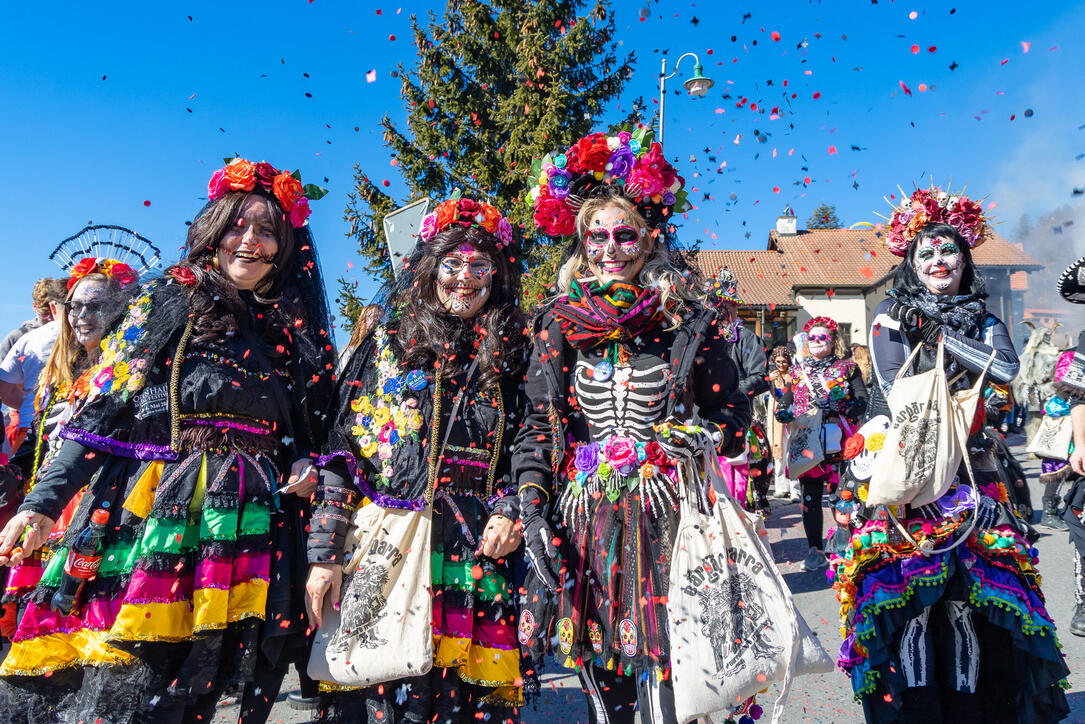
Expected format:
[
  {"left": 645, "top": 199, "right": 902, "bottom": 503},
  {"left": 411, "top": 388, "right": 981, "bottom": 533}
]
[{"left": 794, "top": 290, "right": 870, "bottom": 347}]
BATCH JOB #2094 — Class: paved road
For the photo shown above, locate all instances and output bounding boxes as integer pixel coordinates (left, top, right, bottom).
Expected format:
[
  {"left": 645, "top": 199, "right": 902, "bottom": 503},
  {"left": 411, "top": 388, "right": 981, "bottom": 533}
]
[{"left": 217, "top": 439, "right": 1085, "bottom": 723}]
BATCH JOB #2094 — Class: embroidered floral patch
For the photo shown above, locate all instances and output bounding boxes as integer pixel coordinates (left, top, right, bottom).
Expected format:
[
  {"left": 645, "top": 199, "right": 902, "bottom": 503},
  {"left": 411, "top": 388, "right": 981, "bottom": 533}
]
[{"left": 85, "top": 286, "right": 155, "bottom": 404}]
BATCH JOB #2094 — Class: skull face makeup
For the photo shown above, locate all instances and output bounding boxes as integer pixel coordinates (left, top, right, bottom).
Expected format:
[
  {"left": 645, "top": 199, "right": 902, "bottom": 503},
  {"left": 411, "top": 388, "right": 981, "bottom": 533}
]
[
  {"left": 435, "top": 243, "right": 493, "bottom": 318},
  {"left": 583, "top": 205, "right": 652, "bottom": 285},
  {"left": 217, "top": 196, "right": 280, "bottom": 291},
  {"left": 65, "top": 277, "right": 124, "bottom": 351},
  {"left": 914, "top": 235, "right": 964, "bottom": 295},
  {"left": 806, "top": 326, "right": 835, "bottom": 360}
]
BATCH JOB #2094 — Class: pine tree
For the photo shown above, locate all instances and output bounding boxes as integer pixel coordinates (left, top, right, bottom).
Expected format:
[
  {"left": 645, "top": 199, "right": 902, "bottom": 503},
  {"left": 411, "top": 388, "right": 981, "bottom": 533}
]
[
  {"left": 805, "top": 203, "right": 842, "bottom": 229},
  {"left": 338, "top": 0, "right": 638, "bottom": 321}
]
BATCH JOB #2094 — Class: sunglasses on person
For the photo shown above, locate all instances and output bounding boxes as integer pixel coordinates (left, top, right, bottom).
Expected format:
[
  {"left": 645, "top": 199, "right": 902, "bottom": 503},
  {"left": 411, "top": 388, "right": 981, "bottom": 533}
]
[
  {"left": 807, "top": 333, "right": 832, "bottom": 342},
  {"left": 63, "top": 300, "right": 111, "bottom": 317}
]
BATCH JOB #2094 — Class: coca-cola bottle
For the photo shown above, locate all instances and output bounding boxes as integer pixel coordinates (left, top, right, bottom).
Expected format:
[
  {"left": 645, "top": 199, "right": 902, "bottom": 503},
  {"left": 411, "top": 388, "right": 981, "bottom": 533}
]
[{"left": 51, "top": 508, "right": 110, "bottom": 616}]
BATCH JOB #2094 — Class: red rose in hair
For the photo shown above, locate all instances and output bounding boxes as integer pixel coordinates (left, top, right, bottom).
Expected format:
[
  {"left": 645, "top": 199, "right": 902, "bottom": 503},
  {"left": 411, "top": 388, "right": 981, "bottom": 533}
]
[
  {"left": 272, "top": 172, "right": 304, "bottom": 212},
  {"left": 68, "top": 258, "right": 99, "bottom": 289},
  {"left": 457, "top": 198, "right": 482, "bottom": 225},
  {"left": 110, "top": 263, "right": 138, "bottom": 287},
  {"left": 253, "top": 162, "right": 279, "bottom": 188},
  {"left": 533, "top": 189, "right": 576, "bottom": 237},
  {"left": 574, "top": 134, "right": 611, "bottom": 173},
  {"left": 564, "top": 144, "right": 585, "bottom": 174},
  {"left": 169, "top": 265, "right": 198, "bottom": 287}
]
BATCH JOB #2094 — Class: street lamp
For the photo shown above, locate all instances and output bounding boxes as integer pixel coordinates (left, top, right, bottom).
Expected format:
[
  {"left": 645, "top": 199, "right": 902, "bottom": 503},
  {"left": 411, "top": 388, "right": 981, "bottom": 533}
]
[{"left": 658, "top": 52, "right": 714, "bottom": 144}]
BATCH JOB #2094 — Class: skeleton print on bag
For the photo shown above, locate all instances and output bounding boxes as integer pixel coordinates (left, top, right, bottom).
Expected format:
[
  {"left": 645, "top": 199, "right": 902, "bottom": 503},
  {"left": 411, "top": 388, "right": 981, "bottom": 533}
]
[
  {"left": 328, "top": 564, "right": 391, "bottom": 655},
  {"left": 694, "top": 572, "right": 783, "bottom": 677},
  {"left": 788, "top": 425, "right": 813, "bottom": 466},
  {"left": 898, "top": 413, "right": 940, "bottom": 482}
]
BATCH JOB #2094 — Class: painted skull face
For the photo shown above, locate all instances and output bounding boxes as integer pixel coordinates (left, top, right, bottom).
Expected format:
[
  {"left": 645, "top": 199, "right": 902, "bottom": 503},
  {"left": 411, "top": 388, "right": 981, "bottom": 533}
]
[
  {"left": 217, "top": 196, "right": 280, "bottom": 291},
  {"left": 806, "top": 326, "right": 834, "bottom": 360},
  {"left": 65, "top": 277, "right": 124, "bottom": 349},
  {"left": 435, "top": 243, "right": 494, "bottom": 319},
  {"left": 914, "top": 235, "right": 964, "bottom": 295},
  {"left": 583, "top": 205, "right": 652, "bottom": 285}
]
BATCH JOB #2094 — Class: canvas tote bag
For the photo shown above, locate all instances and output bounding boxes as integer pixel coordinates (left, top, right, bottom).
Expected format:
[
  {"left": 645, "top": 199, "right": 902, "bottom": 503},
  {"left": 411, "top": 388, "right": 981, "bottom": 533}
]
[
  {"left": 1026, "top": 414, "right": 1073, "bottom": 460},
  {"left": 668, "top": 447, "right": 834, "bottom": 724},
  {"left": 866, "top": 339, "right": 958, "bottom": 507},
  {"left": 307, "top": 500, "right": 434, "bottom": 685},
  {"left": 786, "top": 406, "right": 824, "bottom": 478}
]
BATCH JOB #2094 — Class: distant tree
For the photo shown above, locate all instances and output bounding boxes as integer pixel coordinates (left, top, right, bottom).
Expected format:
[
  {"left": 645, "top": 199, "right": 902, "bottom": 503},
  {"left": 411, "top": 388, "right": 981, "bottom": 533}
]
[
  {"left": 805, "top": 203, "right": 843, "bottom": 229},
  {"left": 337, "top": 0, "right": 639, "bottom": 321},
  {"left": 1012, "top": 213, "right": 1033, "bottom": 244}
]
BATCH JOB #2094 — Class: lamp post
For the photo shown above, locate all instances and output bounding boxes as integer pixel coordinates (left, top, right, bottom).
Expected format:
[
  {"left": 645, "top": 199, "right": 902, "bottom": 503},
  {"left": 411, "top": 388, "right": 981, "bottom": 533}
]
[{"left": 658, "top": 52, "right": 714, "bottom": 144}]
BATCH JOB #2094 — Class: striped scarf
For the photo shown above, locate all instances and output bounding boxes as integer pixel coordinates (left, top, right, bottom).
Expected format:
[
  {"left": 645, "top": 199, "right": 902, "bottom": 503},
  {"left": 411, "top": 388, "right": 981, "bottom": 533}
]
[{"left": 551, "top": 280, "right": 662, "bottom": 356}]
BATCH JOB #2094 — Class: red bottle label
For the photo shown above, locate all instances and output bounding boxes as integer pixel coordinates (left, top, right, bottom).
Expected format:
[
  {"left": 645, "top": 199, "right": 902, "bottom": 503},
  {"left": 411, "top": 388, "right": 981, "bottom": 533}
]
[{"left": 64, "top": 551, "right": 102, "bottom": 580}]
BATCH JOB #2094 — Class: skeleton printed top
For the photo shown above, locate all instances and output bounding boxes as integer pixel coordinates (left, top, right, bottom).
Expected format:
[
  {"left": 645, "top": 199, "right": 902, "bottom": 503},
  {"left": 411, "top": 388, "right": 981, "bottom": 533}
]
[{"left": 573, "top": 350, "right": 671, "bottom": 443}]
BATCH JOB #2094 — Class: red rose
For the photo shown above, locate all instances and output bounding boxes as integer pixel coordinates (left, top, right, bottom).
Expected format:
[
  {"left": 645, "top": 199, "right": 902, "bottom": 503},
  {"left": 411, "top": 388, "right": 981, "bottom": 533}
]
[
  {"left": 533, "top": 189, "right": 576, "bottom": 237},
  {"left": 564, "top": 144, "right": 585, "bottom": 174},
  {"left": 68, "top": 258, "right": 99, "bottom": 289},
  {"left": 457, "top": 198, "right": 482, "bottom": 225},
  {"left": 110, "top": 263, "right": 139, "bottom": 287},
  {"left": 842, "top": 434, "right": 865, "bottom": 460},
  {"left": 644, "top": 441, "right": 669, "bottom": 467},
  {"left": 253, "top": 162, "right": 279, "bottom": 188},
  {"left": 573, "top": 133, "right": 611, "bottom": 173},
  {"left": 169, "top": 265, "right": 198, "bottom": 287}
]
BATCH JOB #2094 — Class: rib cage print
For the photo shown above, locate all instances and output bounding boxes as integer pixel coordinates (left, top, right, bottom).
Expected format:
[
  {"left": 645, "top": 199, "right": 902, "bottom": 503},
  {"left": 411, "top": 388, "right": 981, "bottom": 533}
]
[{"left": 574, "top": 358, "right": 670, "bottom": 442}]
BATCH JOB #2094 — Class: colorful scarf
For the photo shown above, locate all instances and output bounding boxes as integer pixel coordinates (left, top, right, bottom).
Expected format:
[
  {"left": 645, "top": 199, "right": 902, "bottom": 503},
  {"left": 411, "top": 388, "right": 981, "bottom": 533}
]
[{"left": 551, "top": 280, "right": 662, "bottom": 360}]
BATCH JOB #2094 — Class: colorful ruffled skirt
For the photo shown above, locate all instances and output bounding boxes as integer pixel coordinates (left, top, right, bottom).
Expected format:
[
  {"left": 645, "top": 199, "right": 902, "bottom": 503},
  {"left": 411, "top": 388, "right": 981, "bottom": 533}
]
[
  {"left": 831, "top": 491, "right": 1070, "bottom": 722},
  {"left": 0, "top": 447, "right": 278, "bottom": 715}
]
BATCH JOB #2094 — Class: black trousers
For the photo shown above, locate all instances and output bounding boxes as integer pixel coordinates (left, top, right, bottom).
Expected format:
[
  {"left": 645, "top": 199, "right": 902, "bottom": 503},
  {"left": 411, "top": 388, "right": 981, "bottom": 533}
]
[
  {"left": 800, "top": 474, "right": 826, "bottom": 550},
  {"left": 577, "top": 665, "right": 677, "bottom": 724}
]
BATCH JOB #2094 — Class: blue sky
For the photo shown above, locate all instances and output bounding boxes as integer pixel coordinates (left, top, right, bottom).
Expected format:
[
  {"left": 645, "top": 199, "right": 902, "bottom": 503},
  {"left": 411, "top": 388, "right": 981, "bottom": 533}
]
[{"left": 1, "top": 0, "right": 1082, "bottom": 341}]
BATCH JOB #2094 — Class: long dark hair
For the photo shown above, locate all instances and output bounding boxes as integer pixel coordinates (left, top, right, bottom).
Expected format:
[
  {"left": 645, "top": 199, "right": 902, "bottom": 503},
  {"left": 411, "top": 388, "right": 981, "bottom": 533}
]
[
  {"left": 392, "top": 226, "right": 527, "bottom": 391},
  {"left": 171, "top": 191, "right": 306, "bottom": 348},
  {"left": 891, "top": 222, "right": 987, "bottom": 299}
]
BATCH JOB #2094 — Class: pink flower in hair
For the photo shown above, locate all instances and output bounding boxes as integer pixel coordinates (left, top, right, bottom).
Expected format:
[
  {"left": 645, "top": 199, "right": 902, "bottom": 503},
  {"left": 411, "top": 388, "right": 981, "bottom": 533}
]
[
  {"left": 288, "top": 196, "right": 311, "bottom": 227},
  {"left": 207, "top": 169, "right": 230, "bottom": 201},
  {"left": 419, "top": 212, "right": 438, "bottom": 241},
  {"left": 496, "top": 217, "right": 513, "bottom": 247}
]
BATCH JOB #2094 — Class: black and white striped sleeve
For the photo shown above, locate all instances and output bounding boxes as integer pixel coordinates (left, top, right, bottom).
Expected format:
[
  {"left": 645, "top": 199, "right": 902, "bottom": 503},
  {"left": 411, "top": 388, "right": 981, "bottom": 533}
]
[{"left": 941, "top": 315, "right": 1020, "bottom": 384}]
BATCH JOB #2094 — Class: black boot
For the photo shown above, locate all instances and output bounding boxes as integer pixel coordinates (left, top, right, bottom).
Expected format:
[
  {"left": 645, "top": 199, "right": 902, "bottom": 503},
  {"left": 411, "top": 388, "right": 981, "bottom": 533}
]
[
  {"left": 1040, "top": 498, "right": 1068, "bottom": 530},
  {"left": 1071, "top": 604, "right": 1085, "bottom": 637}
]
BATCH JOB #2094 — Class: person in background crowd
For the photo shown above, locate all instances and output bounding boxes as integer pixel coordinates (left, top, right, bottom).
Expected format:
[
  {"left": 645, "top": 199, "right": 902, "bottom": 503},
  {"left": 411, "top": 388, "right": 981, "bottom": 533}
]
[
  {"left": 335, "top": 303, "right": 383, "bottom": 373},
  {"left": 775, "top": 317, "right": 867, "bottom": 571},
  {"left": 1, "top": 259, "right": 139, "bottom": 646},
  {"left": 0, "top": 157, "right": 336, "bottom": 722},
  {"left": 767, "top": 345, "right": 800, "bottom": 502},
  {"left": 834, "top": 188, "right": 1068, "bottom": 723},
  {"left": 850, "top": 343, "right": 873, "bottom": 387},
  {"left": 1052, "top": 256, "right": 1085, "bottom": 636},
  {"left": 0, "top": 280, "right": 68, "bottom": 455}
]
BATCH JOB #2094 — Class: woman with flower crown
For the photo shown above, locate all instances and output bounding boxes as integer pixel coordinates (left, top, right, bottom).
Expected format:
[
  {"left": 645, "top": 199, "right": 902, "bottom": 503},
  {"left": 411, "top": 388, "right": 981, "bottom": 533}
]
[
  {"left": 1, "top": 258, "right": 140, "bottom": 638},
  {"left": 773, "top": 315, "right": 868, "bottom": 572},
  {"left": 0, "top": 158, "right": 337, "bottom": 723},
  {"left": 304, "top": 196, "right": 529, "bottom": 724},
  {"left": 831, "top": 186, "right": 1070, "bottom": 723},
  {"left": 513, "top": 129, "right": 751, "bottom": 723}
]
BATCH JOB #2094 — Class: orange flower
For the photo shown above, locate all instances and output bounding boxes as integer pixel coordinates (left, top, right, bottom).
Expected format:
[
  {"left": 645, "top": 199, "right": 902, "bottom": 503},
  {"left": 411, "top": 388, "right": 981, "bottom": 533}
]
[
  {"left": 435, "top": 200, "right": 458, "bottom": 231},
  {"left": 477, "top": 203, "right": 502, "bottom": 233},
  {"left": 272, "top": 172, "right": 304, "bottom": 211},
  {"left": 225, "top": 159, "right": 256, "bottom": 192}
]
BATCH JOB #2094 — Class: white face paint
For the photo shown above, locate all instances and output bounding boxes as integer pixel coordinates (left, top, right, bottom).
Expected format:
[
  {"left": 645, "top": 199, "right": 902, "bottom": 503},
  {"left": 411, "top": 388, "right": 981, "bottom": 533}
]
[
  {"left": 435, "top": 243, "right": 493, "bottom": 319},
  {"left": 914, "top": 235, "right": 964, "bottom": 295},
  {"left": 583, "top": 206, "right": 653, "bottom": 285},
  {"left": 65, "top": 278, "right": 123, "bottom": 351},
  {"left": 217, "top": 196, "right": 280, "bottom": 291},
  {"left": 806, "top": 326, "right": 834, "bottom": 360}
]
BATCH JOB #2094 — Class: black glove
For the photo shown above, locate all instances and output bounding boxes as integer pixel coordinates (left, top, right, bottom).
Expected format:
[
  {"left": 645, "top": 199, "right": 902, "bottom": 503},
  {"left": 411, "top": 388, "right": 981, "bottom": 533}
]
[
  {"left": 918, "top": 316, "right": 942, "bottom": 345},
  {"left": 654, "top": 421, "right": 721, "bottom": 462},
  {"left": 518, "top": 487, "right": 560, "bottom": 593},
  {"left": 886, "top": 300, "right": 922, "bottom": 328},
  {"left": 813, "top": 397, "right": 832, "bottom": 410}
]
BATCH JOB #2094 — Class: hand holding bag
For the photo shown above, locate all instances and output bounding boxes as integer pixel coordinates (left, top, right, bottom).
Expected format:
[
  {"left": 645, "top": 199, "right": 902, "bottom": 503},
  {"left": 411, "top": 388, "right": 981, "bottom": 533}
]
[{"left": 668, "top": 444, "right": 833, "bottom": 724}]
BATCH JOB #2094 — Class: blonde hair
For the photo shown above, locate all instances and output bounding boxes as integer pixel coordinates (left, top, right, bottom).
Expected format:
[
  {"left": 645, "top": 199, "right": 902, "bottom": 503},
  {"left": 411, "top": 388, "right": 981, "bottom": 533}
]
[
  {"left": 851, "top": 344, "right": 873, "bottom": 383},
  {"left": 38, "top": 273, "right": 118, "bottom": 401},
  {"left": 556, "top": 196, "right": 704, "bottom": 327}
]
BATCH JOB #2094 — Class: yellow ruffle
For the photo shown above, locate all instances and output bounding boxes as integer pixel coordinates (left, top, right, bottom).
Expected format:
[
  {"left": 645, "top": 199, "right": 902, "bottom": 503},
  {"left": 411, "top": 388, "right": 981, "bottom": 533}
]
[
  {"left": 433, "top": 634, "right": 521, "bottom": 703},
  {"left": 110, "top": 579, "right": 268, "bottom": 641},
  {"left": 0, "top": 627, "right": 133, "bottom": 676},
  {"left": 122, "top": 460, "right": 164, "bottom": 518}
]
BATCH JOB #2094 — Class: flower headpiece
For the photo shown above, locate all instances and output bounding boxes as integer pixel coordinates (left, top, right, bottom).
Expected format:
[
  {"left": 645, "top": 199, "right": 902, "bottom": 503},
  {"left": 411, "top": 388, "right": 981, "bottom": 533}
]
[
  {"left": 206, "top": 158, "right": 328, "bottom": 229},
  {"left": 68, "top": 257, "right": 139, "bottom": 290},
  {"left": 419, "top": 195, "right": 514, "bottom": 249},
  {"left": 803, "top": 316, "right": 838, "bottom": 333},
  {"left": 711, "top": 267, "right": 741, "bottom": 305},
  {"left": 882, "top": 184, "right": 991, "bottom": 257},
  {"left": 528, "top": 127, "right": 690, "bottom": 238}
]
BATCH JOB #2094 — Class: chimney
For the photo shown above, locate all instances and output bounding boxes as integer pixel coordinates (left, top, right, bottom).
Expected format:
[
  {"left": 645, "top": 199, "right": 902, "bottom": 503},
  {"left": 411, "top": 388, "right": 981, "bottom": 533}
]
[{"left": 776, "top": 205, "right": 797, "bottom": 236}]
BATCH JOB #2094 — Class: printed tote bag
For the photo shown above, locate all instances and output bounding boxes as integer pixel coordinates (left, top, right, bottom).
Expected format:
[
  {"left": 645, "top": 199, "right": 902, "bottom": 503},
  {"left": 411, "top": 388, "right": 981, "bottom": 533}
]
[
  {"left": 786, "top": 407, "right": 824, "bottom": 478},
  {"left": 668, "top": 451, "right": 834, "bottom": 724},
  {"left": 1026, "top": 414, "right": 1073, "bottom": 461}
]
